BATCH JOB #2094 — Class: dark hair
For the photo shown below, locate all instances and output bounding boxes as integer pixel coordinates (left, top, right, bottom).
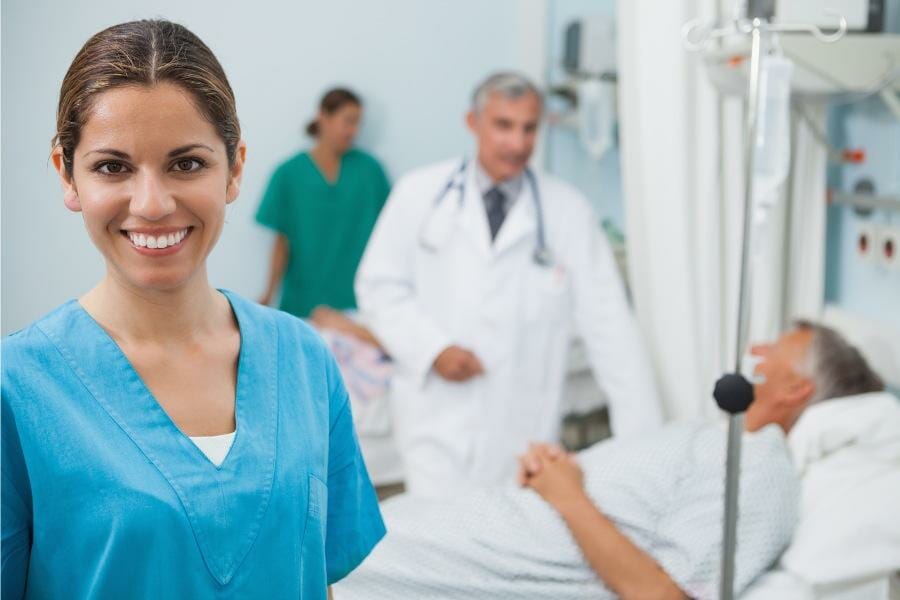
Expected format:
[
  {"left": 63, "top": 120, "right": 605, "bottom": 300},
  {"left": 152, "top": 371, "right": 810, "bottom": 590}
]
[
  {"left": 305, "top": 88, "right": 361, "bottom": 137},
  {"left": 794, "top": 319, "right": 885, "bottom": 402},
  {"left": 53, "top": 19, "right": 240, "bottom": 176}
]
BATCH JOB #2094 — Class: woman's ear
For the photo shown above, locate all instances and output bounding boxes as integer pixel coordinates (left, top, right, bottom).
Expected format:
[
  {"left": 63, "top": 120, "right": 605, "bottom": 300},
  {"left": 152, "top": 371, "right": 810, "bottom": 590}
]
[
  {"left": 51, "top": 146, "right": 81, "bottom": 212},
  {"left": 225, "top": 140, "right": 247, "bottom": 205}
]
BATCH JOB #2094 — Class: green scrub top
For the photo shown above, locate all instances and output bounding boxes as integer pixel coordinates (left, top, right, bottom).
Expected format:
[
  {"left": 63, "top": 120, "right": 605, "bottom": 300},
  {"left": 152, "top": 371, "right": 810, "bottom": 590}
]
[{"left": 256, "top": 149, "right": 390, "bottom": 318}]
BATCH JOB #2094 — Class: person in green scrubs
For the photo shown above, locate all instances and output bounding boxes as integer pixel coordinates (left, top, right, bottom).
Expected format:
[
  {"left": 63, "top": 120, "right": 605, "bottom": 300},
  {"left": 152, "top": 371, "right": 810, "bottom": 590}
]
[{"left": 257, "top": 88, "right": 390, "bottom": 317}]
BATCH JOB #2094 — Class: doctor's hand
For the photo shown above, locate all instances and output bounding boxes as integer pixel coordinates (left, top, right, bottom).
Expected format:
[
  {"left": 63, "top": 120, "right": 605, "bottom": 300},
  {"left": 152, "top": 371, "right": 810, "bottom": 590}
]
[
  {"left": 432, "top": 346, "right": 484, "bottom": 382},
  {"left": 518, "top": 443, "right": 586, "bottom": 513}
]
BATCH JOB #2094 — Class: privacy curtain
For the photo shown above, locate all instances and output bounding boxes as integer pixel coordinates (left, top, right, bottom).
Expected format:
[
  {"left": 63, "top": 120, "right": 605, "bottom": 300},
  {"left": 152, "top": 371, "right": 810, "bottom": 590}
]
[{"left": 617, "top": 1, "right": 828, "bottom": 419}]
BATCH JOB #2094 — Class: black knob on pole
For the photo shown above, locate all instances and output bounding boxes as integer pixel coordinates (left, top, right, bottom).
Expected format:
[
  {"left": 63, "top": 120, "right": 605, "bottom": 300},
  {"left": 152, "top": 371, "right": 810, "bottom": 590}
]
[{"left": 713, "top": 373, "right": 754, "bottom": 414}]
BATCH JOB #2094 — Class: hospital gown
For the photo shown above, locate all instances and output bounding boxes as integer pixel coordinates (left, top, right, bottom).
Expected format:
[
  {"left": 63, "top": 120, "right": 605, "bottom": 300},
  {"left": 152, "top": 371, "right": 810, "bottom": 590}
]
[{"left": 336, "top": 421, "right": 799, "bottom": 599}]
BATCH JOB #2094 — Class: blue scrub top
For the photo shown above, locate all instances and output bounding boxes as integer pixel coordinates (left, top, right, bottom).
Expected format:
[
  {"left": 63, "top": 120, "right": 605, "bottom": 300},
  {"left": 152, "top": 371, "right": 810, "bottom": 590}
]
[{"left": 1, "top": 291, "right": 385, "bottom": 598}]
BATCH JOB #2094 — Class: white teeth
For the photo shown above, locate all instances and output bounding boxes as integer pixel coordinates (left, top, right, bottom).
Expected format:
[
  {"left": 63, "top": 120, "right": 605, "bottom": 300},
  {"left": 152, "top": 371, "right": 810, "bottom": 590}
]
[{"left": 126, "top": 228, "right": 188, "bottom": 249}]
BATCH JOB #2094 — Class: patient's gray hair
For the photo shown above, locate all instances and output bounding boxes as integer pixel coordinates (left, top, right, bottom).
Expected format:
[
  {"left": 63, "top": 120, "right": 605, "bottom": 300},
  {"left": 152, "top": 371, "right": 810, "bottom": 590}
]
[
  {"left": 471, "top": 72, "right": 542, "bottom": 114},
  {"left": 794, "top": 320, "right": 885, "bottom": 403}
]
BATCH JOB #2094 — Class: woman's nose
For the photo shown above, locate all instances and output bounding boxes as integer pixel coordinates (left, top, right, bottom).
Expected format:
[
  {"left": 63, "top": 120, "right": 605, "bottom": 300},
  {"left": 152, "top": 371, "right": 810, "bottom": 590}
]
[{"left": 129, "top": 172, "right": 176, "bottom": 220}]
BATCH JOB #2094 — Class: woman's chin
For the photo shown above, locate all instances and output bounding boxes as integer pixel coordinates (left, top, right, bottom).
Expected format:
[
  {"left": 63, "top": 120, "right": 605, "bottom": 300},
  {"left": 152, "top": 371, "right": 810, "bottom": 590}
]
[{"left": 109, "top": 265, "right": 203, "bottom": 294}]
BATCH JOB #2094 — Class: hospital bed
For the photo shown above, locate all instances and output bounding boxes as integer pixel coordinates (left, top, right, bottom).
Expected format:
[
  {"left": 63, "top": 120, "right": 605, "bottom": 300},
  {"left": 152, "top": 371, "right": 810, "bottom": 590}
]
[
  {"left": 332, "top": 315, "right": 900, "bottom": 599},
  {"left": 339, "top": 388, "right": 900, "bottom": 600}
]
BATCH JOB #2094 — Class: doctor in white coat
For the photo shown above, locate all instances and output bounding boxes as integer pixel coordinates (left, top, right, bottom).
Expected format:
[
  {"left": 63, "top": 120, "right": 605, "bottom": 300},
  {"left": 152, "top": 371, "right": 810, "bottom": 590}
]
[{"left": 355, "top": 73, "right": 662, "bottom": 497}]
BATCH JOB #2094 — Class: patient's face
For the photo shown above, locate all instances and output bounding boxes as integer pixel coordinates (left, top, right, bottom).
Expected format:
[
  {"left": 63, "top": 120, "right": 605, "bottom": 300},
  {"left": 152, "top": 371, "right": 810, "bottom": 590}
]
[{"left": 752, "top": 328, "right": 814, "bottom": 406}]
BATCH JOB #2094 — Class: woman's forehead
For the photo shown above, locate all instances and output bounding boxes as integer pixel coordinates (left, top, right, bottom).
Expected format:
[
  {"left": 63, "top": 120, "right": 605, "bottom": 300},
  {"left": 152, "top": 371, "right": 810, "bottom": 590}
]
[{"left": 79, "top": 83, "right": 221, "bottom": 152}]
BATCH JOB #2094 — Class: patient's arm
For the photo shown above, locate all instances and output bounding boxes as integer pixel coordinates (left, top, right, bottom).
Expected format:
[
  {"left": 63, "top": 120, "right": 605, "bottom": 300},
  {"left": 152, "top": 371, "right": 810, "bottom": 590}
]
[
  {"left": 520, "top": 445, "right": 687, "bottom": 600},
  {"left": 310, "top": 306, "right": 385, "bottom": 351}
]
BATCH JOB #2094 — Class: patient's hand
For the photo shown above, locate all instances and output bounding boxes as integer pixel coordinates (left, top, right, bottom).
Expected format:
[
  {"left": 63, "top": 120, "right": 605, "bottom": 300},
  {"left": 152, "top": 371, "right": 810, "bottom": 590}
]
[{"left": 518, "top": 443, "right": 586, "bottom": 512}]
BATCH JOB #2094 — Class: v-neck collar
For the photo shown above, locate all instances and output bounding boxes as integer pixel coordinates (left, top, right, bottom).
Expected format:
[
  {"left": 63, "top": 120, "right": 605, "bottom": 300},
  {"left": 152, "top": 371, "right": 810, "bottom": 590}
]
[
  {"left": 38, "top": 290, "right": 279, "bottom": 586},
  {"left": 305, "top": 150, "right": 342, "bottom": 186}
]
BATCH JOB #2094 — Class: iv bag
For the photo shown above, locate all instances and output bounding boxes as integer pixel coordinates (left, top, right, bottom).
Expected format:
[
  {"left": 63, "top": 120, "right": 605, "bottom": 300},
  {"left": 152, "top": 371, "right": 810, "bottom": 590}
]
[
  {"left": 578, "top": 78, "right": 616, "bottom": 160},
  {"left": 753, "top": 54, "right": 794, "bottom": 226}
]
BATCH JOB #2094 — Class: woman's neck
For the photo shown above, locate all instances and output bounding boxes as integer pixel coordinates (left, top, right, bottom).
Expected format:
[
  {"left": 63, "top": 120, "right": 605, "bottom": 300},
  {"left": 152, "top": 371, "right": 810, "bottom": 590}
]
[
  {"left": 79, "top": 269, "right": 230, "bottom": 346},
  {"left": 310, "top": 142, "right": 343, "bottom": 181}
]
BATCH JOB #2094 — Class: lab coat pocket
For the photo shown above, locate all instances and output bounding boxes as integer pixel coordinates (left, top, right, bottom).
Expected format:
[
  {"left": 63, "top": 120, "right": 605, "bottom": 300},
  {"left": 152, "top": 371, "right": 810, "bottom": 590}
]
[
  {"left": 523, "top": 264, "right": 570, "bottom": 324},
  {"left": 300, "top": 473, "right": 328, "bottom": 597}
]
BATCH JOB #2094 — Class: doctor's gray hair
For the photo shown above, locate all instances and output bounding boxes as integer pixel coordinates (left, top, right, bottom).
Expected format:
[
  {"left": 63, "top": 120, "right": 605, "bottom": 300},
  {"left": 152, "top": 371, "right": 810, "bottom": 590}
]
[
  {"left": 794, "top": 320, "right": 884, "bottom": 403},
  {"left": 471, "top": 72, "right": 543, "bottom": 114}
]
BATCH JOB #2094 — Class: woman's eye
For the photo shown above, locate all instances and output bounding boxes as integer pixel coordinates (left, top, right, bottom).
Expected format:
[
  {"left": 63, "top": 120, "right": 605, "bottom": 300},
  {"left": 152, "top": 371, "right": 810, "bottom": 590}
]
[
  {"left": 97, "top": 161, "right": 127, "bottom": 175},
  {"left": 173, "top": 158, "right": 203, "bottom": 172}
]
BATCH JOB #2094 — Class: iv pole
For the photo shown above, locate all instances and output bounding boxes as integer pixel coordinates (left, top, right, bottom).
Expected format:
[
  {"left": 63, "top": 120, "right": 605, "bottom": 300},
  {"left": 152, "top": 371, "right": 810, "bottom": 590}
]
[{"left": 681, "top": 7, "right": 847, "bottom": 600}]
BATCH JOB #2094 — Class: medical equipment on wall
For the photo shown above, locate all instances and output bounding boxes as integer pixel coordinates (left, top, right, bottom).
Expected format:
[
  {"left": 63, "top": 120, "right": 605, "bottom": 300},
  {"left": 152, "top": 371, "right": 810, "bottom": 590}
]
[
  {"left": 575, "top": 79, "right": 616, "bottom": 160},
  {"left": 682, "top": 7, "right": 848, "bottom": 600},
  {"left": 564, "top": 14, "right": 616, "bottom": 77},
  {"left": 772, "top": 0, "right": 886, "bottom": 32},
  {"left": 558, "top": 14, "right": 618, "bottom": 160},
  {"left": 696, "top": 21, "right": 900, "bottom": 119},
  {"left": 418, "top": 159, "right": 554, "bottom": 267}
]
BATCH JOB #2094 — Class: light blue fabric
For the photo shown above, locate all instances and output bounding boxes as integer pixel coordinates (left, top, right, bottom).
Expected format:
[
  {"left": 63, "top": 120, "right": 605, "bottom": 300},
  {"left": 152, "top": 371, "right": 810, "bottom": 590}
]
[{"left": 1, "top": 290, "right": 384, "bottom": 599}]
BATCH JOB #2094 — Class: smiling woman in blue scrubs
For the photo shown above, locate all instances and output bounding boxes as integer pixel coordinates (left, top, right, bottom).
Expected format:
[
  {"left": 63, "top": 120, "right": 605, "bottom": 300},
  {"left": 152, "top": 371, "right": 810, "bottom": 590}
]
[{"left": 1, "top": 20, "right": 384, "bottom": 599}]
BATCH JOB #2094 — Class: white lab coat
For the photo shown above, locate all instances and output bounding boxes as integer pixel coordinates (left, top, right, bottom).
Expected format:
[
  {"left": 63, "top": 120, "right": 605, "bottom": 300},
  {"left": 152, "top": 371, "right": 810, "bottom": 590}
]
[{"left": 355, "top": 158, "right": 663, "bottom": 496}]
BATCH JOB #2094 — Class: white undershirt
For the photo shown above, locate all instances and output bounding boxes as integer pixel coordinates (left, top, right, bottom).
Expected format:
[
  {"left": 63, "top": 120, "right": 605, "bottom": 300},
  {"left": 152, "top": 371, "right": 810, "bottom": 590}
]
[{"left": 189, "top": 431, "right": 236, "bottom": 467}]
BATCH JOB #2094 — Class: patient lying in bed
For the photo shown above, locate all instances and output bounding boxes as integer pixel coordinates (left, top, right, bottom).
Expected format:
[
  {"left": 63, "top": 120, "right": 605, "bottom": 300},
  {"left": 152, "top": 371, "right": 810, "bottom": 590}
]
[{"left": 336, "top": 321, "right": 886, "bottom": 599}]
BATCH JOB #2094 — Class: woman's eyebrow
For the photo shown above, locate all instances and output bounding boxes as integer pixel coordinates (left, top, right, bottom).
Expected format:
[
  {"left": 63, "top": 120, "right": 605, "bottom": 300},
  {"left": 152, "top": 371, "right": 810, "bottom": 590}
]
[
  {"left": 168, "top": 143, "right": 215, "bottom": 157},
  {"left": 83, "top": 148, "right": 130, "bottom": 159}
]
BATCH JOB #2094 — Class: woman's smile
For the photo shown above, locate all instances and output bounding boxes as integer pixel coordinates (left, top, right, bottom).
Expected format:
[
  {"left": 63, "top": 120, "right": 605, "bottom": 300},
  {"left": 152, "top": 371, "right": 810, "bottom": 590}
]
[{"left": 121, "top": 226, "right": 194, "bottom": 255}]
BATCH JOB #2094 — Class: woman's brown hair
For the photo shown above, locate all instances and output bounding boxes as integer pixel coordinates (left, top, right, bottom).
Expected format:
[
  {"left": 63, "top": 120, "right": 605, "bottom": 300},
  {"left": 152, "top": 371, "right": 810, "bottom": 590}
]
[
  {"left": 306, "top": 88, "right": 361, "bottom": 137},
  {"left": 53, "top": 19, "right": 240, "bottom": 176}
]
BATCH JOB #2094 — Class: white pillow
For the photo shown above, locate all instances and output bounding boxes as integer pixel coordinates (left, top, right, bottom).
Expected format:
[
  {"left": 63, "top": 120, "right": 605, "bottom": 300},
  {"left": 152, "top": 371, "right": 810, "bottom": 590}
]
[{"left": 780, "top": 392, "right": 900, "bottom": 587}]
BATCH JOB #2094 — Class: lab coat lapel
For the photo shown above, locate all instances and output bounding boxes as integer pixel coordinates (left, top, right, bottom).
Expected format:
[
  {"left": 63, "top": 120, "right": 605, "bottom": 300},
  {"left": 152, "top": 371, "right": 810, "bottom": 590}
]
[
  {"left": 492, "top": 172, "right": 537, "bottom": 258},
  {"left": 40, "top": 295, "right": 278, "bottom": 586},
  {"left": 458, "top": 162, "right": 492, "bottom": 259}
]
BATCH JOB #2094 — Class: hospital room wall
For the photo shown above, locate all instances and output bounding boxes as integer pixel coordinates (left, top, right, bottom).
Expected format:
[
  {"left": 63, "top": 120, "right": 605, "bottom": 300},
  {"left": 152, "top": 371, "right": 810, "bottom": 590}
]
[
  {"left": 823, "top": 0, "right": 900, "bottom": 332},
  {"left": 824, "top": 97, "right": 900, "bottom": 330},
  {"left": 0, "top": 0, "right": 547, "bottom": 335},
  {"left": 544, "top": 0, "right": 625, "bottom": 232}
]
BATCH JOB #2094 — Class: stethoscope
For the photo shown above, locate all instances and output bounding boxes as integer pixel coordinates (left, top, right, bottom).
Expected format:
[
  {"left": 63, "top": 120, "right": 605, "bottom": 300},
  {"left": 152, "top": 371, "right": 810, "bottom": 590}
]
[{"left": 418, "top": 159, "right": 554, "bottom": 267}]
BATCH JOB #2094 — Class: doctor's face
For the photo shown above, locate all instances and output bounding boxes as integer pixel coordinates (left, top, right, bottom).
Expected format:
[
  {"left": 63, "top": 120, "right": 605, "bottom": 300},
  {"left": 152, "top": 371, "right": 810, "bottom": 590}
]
[
  {"left": 467, "top": 91, "right": 541, "bottom": 182},
  {"left": 51, "top": 82, "right": 245, "bottom": 294}
]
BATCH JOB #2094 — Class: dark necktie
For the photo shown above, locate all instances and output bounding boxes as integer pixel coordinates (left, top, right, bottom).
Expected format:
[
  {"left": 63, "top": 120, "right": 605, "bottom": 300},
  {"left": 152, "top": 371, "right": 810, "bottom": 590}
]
[{"left": 484, "top": 186, "right": 507, "bottom": 241}]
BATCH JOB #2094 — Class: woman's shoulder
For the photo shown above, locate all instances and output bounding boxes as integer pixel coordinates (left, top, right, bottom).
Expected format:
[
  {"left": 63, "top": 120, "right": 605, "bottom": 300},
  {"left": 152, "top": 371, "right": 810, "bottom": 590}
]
[
  {"left": 270, "top": 151, "right": 313, "bottom": 178},
  {"left": 3, "top": 301, "right": 78, "bottom": 358},
  {"left": 224, "top": 291, "right": 329, "bottom": 361},
  {"left": 223, "top": 292, "right": 343, "bottom": 403},
  {"left": 345, "top": 148, "right": 385, "bottom": 172},
  {"left": 2, "top": 302, "right": 81, "bottom": 395}
]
